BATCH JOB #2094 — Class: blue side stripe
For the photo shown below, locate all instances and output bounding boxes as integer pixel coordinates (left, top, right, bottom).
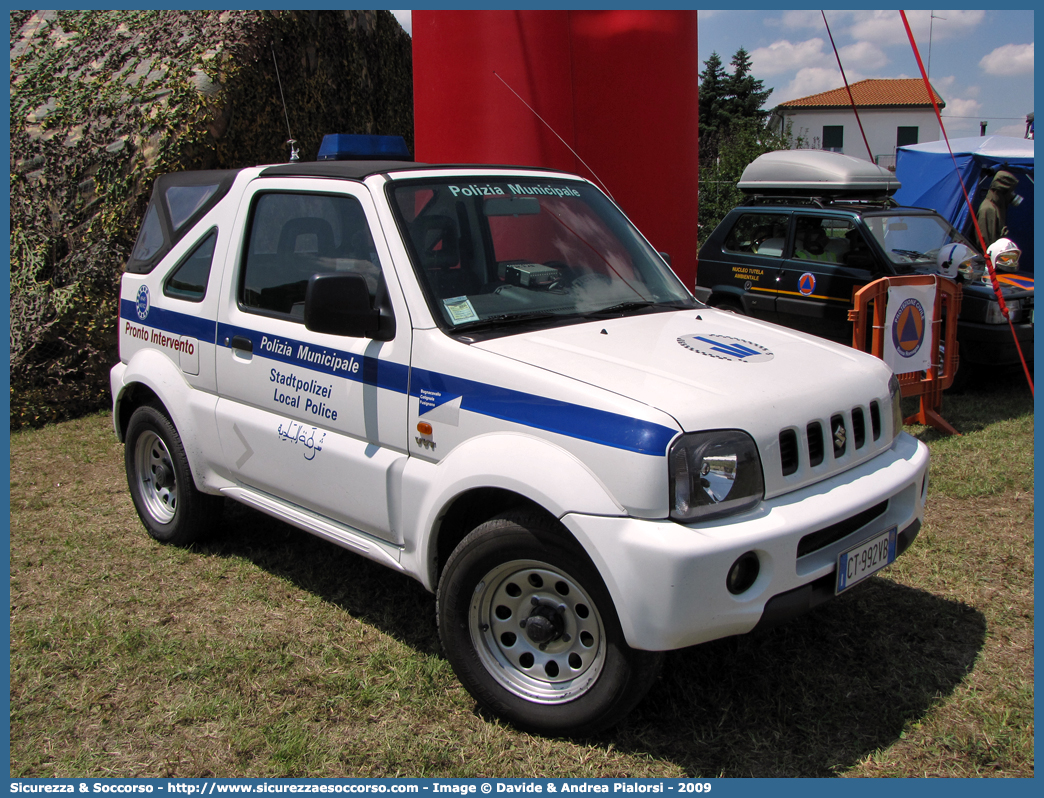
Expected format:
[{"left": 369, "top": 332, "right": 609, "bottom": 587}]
[
  {"left": 412, "top": 369, "right": 676, "bottom": 456},
  {"left": 214, "top": 323, "right": 410, "bottom": 394},
  {"left": 120, "top": 299, "right": 217, "bottom": 342},
  {"left": 122, "top": 306, "right": 676, "bottom": 456}
]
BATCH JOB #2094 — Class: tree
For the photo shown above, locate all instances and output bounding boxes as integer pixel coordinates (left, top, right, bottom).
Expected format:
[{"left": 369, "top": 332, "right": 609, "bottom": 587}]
[
  {"left": 726, "top": 48, "right": 772, "bottom": 124},
  {"left": 698, "top": 118, "right": 798, "bottom": 249},
  {"left": 698, "top": 48, "right": 774, "bottom": 163},
  {"left": 697, "top": 48, "right": 790, "bottom": 248},
  {"left": 698, "top": 51, "right": 728, "bottom": 161}
]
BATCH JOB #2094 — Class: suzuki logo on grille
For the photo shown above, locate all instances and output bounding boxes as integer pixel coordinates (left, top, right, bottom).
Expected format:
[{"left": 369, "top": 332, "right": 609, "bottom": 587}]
[{"left": 833, "top": 423, "right": 847, "bottom": 451}]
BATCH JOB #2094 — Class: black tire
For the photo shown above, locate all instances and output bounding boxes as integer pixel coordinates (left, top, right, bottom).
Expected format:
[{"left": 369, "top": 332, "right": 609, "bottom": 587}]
[
  {"left": 124, "top": 403, "right": 222, "bottom": 546},
  {"left": 437, "top": 510, "right": 663, "bottom": 736}
]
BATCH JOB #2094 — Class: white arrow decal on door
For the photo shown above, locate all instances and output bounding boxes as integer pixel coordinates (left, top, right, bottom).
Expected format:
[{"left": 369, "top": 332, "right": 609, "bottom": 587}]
[{"left": 233, "top": 423, "right": 254, "bottom": 468}]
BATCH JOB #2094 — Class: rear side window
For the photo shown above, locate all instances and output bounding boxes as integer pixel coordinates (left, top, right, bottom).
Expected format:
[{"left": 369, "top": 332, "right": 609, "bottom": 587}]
[
  {"left": 131, "top": 203, "right": 164, "bottom": 263},
  {"left": 240, "top": 192, "right": 383, "bottom": 320},
  {"left": 126, "top": 170, "right": 239, "bottom": 274},
  {"left": 164, "top": 229, "right": 217, "bottom": 301},
  {"left": 166, "top": 184, "right": 222, "bottom": 231},
  {"left": 723, "top": 213, "right": 789, "bottom": 258}
]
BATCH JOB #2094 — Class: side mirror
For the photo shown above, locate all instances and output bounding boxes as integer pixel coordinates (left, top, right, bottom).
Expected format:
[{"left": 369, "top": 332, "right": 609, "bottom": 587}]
[
  {"left": 304, "top": 272, "right": 395, "bottom": 340},
  {"left": 659, "top": 251, "right": 672, "bottom": 266}
]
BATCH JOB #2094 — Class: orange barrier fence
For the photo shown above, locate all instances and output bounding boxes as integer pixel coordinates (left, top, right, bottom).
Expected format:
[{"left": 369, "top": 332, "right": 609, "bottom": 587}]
[{"left": 849, "top": 274, "right": 962, "bottom": 436}]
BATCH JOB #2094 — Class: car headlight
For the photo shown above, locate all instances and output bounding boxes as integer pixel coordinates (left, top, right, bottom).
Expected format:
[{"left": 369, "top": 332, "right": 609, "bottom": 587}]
[
  {"left": 985, "top": 299, "right": 1019, "bottom": 324},
  {"left": 889, "top": 374, "right": 903, "bottom": 441},
  {"left": 669, "top": 430, "right": 764, "bottom": 522}
]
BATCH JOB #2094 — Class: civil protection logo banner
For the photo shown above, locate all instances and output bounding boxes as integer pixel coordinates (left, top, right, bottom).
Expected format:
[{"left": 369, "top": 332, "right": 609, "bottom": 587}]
[{"left": 884, "top": 283, "right": 935, "bottom": 374}]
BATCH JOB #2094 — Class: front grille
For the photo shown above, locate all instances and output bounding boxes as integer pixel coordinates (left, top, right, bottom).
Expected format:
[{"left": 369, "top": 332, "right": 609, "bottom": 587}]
[
  {"left": 869, "top": 401, "right": 882, "bottom": 440},
  {"left": 852, "top": 408, "right": 866, "bottom": 449},
  {"left": 830, "top": 414, "right": 846, "bottom": 458},
  {"left": 779, "top": 429, "right": 799, "bottom": 476},
  {"left": 777, "top": 402, "right": 883, "bottom": 479},
  {"left": 797, "top": 500, "right": 889, "bottom": 557},
  {"left": 807, "top": 422, "right": 824, "bottom": 466}
]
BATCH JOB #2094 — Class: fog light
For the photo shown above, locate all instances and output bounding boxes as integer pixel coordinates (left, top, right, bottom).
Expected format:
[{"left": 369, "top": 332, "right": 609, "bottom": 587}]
[{"left": 726, "top": 552, "right": 760, "bottom": 595}]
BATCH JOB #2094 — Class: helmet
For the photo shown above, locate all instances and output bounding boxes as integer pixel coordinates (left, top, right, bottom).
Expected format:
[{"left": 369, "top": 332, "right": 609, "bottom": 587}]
[
  {"left": 936, "top": 243, "right": 977, "bottom": 279},
  {"left": 986, "top": 238, "right": 1021, "bottom": 272}
]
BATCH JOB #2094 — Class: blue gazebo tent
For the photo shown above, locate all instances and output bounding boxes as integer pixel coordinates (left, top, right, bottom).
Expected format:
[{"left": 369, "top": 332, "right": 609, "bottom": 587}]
[{"left": 894, "top": 135, "right": 1034, "bottom": 270}]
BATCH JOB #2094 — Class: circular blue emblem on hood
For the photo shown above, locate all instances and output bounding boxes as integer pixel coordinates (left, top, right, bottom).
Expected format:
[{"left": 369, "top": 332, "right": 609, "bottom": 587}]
[{"left": 677, "top": 333, "right": 774, "bottom": 363}]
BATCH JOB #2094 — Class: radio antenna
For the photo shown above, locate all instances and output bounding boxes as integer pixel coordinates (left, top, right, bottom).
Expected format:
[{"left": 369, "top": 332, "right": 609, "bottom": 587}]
[
  {"left": 493, "top": 71, "right": 613, "bottom": 199},
  {"left": 272, "top": 46, "right": 299, "bottom": 162}
]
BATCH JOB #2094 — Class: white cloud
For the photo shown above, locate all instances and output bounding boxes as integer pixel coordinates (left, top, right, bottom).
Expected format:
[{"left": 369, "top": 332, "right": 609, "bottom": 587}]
[
  {"left": 846, "top": 9, "right": 984, "bottom": 48},
  {"left": 837, "top": 40, "right": 888, "bottom": 71},
  {"left": 390, "top": 10, "right": 411, "bottom": 36},
  {"left": 980, "top": 43, "right": 1034, "bottom": 76},
  {"left": 779, "top": 10, "right": 823, "bottom": 31},
  {"left": 775, "top": 66, "right": 867, "bottom": 105},
  {"left": 750, "top": 39, "right": 829, "bottom": 76},
  {"left": 930, "top": 74, "right": 957, "bottom": 94},
  {"left": 992, "top": 121, "right": 1029, "bottom": 138},
  {"left": 846, "top": 10, "right": 910, "bottom": 46},
  {"left": 942, "top": 97, "right": 983, "bottom": 118}
]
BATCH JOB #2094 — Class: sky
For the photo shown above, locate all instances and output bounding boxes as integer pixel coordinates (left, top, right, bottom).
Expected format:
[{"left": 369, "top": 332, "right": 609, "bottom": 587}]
[{"left": 390, "top": 8, "right": 1034, "bottom": 140}]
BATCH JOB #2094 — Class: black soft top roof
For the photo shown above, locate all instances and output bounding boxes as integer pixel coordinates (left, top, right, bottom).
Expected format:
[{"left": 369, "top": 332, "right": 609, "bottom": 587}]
[{"left": 125, "top": 160, "right": 577, "bottom": 273}]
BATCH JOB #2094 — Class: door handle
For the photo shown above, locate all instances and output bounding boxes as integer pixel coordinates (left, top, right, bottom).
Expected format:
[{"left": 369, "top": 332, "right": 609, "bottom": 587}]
[{"left": 230, "top": 335, "right": 253, "bottom": 354}]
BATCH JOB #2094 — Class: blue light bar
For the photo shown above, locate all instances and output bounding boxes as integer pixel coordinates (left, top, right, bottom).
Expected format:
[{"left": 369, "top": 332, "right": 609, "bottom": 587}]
[{"left": 317, "top": 134, "right": 412, "bottom": 161}]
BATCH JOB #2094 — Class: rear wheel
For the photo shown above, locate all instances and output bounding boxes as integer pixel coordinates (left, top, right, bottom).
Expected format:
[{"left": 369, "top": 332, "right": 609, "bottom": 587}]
[
  {"left": 125, "top": 403, "right": 221, "bottom": 546},
  {"left": 437, "top": 510, "right": 663, "bottom": 735}
]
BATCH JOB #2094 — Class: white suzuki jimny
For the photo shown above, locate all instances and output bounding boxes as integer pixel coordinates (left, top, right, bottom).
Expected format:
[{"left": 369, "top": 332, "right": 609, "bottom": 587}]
[{"left": 111, "top": 135, "right": 929, "bottom": 735}]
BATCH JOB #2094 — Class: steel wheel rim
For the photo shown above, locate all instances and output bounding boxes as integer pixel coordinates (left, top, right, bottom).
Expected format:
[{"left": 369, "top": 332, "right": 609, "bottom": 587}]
[
  {"left": 469, "top": 558, "right": 606, "bottom": 704},
  {"left": 134, "top": 430, "right": 178, "bottom": 525}
]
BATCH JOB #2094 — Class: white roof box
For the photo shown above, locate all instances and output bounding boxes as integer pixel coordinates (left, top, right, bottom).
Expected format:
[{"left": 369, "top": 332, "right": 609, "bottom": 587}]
[{"left": 738, "top": 150, "right": 901, "bottom": 197}]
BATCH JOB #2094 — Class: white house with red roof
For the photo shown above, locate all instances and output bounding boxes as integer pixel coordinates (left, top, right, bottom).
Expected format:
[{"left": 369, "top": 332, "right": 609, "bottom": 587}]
[{"left": 768, "top": 78, "right": 945, "bottom": 170}]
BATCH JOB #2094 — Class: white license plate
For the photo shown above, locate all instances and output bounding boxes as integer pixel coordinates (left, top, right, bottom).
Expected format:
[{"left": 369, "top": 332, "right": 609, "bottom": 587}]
[{"left": 836, "top": 526, "right": 897, "bottom": 594}]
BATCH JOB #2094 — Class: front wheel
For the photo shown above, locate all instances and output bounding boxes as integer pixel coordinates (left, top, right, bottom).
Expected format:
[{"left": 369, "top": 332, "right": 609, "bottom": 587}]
[
  {"left": 437, "top": 510, "right": 663, "bottom": 736},
  {"left": 124, "top": 403, "right": 222, "bottom": 546}
]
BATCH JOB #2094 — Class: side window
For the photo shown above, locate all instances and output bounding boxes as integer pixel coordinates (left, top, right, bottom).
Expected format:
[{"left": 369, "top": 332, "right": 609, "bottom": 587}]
[
  {"left": 240, "top": 192, "right": 382, "bottom": 320},
  {"left": 722, "top": 213, "right": 789, "bottom": 258},
  {"left": 164, "top": 229, "right": 217, "bottom": 301},
  {"left": 793, "top": 217, "right": 867, "bottom": 266},
  {"left": 131, "top": 202, "right": 164, "bottom": 262}
]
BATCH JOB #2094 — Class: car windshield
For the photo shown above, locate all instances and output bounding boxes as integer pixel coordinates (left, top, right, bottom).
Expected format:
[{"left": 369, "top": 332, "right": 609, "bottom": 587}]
[
  {"left": 862, "top": 211, "right": 978, "bottom": 267},
  {"left": 389, "top": 177, "right": 697, "bottom": 333}
]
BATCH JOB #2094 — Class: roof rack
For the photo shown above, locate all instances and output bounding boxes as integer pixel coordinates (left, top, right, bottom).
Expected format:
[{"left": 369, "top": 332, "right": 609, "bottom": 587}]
[{"left": 740, "top": 194, "right": 898, "bottom": 209}]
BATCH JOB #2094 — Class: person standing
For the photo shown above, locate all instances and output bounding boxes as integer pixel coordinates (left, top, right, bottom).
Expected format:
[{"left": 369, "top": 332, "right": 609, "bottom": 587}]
[{"left": 976, "top": 171, "right": 1020, "bottom": 248}]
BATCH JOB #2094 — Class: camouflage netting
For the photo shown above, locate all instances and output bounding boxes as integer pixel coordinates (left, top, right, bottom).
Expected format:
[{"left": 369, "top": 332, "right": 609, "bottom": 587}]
[{"left": 9, "top": 9, "right": 413, "bottom": 429}]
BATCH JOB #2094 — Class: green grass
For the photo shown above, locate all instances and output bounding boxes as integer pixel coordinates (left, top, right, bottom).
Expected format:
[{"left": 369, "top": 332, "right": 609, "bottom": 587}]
[{"left": 9, "top": 370, "right": 1033, "bottom": 777}]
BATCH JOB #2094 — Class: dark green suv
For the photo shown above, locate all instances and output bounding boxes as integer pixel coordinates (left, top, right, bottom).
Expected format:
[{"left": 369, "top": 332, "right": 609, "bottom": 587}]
[{"left": 693, "top": 151, "right": 1034, "bottom": 372}]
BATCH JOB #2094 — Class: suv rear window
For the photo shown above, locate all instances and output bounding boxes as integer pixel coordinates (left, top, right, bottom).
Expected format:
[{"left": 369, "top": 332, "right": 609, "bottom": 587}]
[{"left": 722, "top": 213, "right": 789, "bottom": 258}]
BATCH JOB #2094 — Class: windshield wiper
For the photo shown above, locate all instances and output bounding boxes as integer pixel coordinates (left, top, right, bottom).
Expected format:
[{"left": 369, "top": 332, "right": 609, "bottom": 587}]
[
  {"left": 891, "top": 248, "right": 931, "bottom": 260},
  {"left": 451, "top": 311, "right": 560, "bottom": 333},
  {"left": 582, "top": 299, "right": 690, "bottom": 318}
]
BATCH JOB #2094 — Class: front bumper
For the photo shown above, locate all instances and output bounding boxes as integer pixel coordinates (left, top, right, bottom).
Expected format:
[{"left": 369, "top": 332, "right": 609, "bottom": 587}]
[
  {"left": 957, "top": 319, "right": 1034, "bottom": 367},
  {"left": 563, "top": 432, "right": 929, "bottom": 651}
]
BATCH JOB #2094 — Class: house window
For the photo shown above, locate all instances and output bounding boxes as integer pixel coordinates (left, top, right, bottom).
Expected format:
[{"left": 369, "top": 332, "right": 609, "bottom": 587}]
[
  {"left": 896, "top": 126, "right": 919, "bottom": 147},
  {"left": 823, "top": 125, "right": 844, "bottom": 152}
]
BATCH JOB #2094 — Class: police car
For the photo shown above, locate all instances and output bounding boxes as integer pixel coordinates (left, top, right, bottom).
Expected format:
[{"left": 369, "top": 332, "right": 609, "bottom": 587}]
[
  {"left": 694, "top": 150, "right": 1034, "bottom": 373},
  {"left": 111, "top": 136, "right": 929, "bottom": 735}
]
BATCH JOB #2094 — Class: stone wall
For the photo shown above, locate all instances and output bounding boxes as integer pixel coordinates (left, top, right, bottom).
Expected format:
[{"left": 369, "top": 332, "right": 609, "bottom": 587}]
[{"left": 10, "top": 10, "right": 413, "bottom": 428}]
